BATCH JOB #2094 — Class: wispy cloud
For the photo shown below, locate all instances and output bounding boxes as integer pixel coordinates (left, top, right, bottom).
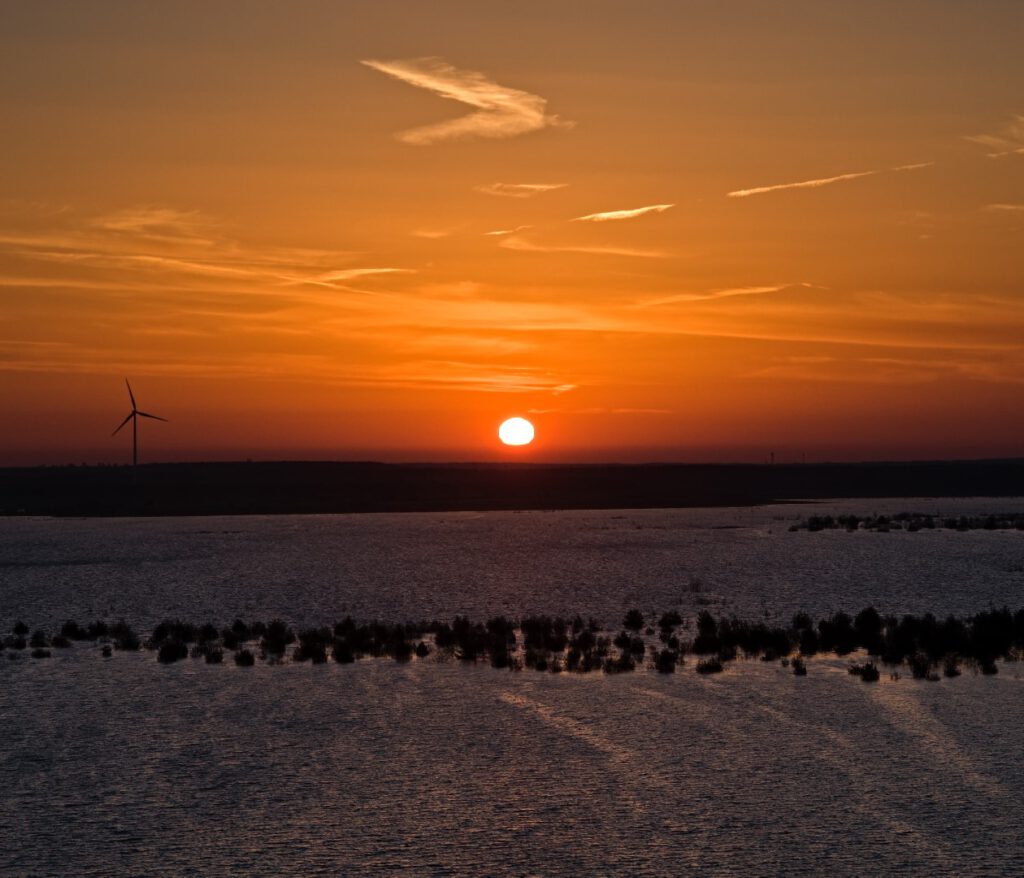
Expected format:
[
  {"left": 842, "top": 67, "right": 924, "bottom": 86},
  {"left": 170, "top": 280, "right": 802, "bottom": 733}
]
[
  {"left": 641, "top": 283, "right": 817, "bottom": 307},
  {"left": 984, "top": 203, "right": 1024, "bottom": 212},
  {"left": 90, "top": 206, "right": 215, "bottom": 245},
  {"left": 966, "top": 114, "right": 1024, "bottom": 157},
  {"left": 475, "top": 182, "right": 567, "bottom": 198},
  {"left": 0, "top": 210, "right": 403, "bottom": 303},
  {"left": 572, "top": 204, "right": 674, "bottom": 222},
  {"left": 286, "top": 268, "right": 413, "bottom": 291},
  {"left": 484, "top": 225, "right": 532, "bottom": 237},
  {"left": 746, "top": 353, "right": 1024, "bottom": 386},
  {"left": 499, "top": 235, "right": 669, "bottom": 258},
  {"left": 727, "top": 162, "right": 932, "bottom": 198},
  {"left": 361, "top": 57, "right": 572, "bottom": 145},
  {"left": 528, "top": 406, "right": 672, "bottom": 415}
]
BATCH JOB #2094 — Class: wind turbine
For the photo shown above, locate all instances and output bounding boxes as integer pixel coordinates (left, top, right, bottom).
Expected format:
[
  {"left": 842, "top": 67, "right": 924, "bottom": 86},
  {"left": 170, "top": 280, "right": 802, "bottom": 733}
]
[{"left": 112, "top": 380, "right": 167, "bottom": 467}]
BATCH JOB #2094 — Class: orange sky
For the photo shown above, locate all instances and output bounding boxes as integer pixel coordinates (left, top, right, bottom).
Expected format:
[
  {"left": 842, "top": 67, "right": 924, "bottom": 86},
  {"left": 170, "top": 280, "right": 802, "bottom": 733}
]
[{"left": 1, "top": 1, "right": 1023, "bottom": 464}]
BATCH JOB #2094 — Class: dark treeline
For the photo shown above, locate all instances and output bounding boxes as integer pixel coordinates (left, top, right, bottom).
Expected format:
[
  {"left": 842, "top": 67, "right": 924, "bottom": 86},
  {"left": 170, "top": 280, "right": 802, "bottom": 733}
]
[
  {"left": 790, "top": 511, "right": 1024, "bottom": 533},
  {"left": 2, "top": 459, "right": 1024, "bottom": 516},
  {"left": 5, "top": 605, "right": 1024, "bottom": 680}
]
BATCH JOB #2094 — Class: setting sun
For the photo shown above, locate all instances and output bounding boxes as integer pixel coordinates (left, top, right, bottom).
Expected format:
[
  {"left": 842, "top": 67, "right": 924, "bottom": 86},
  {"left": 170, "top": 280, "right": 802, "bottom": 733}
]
[{"left": 498, "top": 417, "right": 535, "bottom": 446}]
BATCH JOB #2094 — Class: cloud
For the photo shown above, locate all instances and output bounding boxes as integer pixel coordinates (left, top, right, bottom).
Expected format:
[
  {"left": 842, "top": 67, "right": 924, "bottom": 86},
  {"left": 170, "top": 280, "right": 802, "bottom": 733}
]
[
  {"left": 410, "top": 228, "right": 451, "bottom": 239},
  {"left": 484, "top": 225, "right": 532, "bottom": 237},
  {"left": 498, "top": 235, "right": 669, "bottom": 258},
  {"left": 985, "top": 203, "right": 1024, "bottom": 212},
  {"left": 746, "top": 353, "right": 1024, "bottom": 386},
  {"left": 727, "top": 162, "right": 932, "bottom": 198},
  {"left": 641, "top": 284, "right": 815, "bottom": 307},
  {"left": 362, "top": 57, "right": 572, "bottom": 144},
  {"left": 286, "top": 268, "right": 413, "bottom": 290},
  {"left": 475, "top": 182, "right": 567, "bottom": 198},
  {"left": 572, "top": 204, "right": 675, "bottom": 222},
  {"left": 91, "top": 207, "right": 215, "bottom": 245},
  {"left": 0, "top": 212, "right": 402, "bottom": 304},
  {"left": 528, "top": 406, "right": 672, "bottom": 415},
  {"left": 966, "top": 114, "right": 1024, "bottom": 157}
]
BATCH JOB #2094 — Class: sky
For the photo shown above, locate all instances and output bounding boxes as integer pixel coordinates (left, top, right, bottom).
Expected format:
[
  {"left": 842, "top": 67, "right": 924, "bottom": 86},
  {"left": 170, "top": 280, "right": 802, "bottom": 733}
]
[{"left": 1, "top": 0, "right": 1022, "bottom": 464}]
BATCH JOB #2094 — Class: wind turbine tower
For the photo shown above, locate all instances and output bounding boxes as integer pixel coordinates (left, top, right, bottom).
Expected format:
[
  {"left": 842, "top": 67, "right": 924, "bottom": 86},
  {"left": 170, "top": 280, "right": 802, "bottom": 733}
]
[{"left": 112, "top": 380, "right": 167, "bottom": 467}]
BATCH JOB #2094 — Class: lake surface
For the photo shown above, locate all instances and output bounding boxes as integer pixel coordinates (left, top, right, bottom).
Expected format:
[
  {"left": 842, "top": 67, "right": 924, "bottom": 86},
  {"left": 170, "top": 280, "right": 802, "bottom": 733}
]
[{"left": 3, "top": 499, "right": 1024, "bottom": 876}]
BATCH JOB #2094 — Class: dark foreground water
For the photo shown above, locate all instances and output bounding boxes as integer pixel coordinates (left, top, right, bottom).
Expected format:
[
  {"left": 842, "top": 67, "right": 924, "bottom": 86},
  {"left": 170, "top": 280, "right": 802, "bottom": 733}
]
[{"left": 2, "top": 499, "right": 1024, "bottom": 876}]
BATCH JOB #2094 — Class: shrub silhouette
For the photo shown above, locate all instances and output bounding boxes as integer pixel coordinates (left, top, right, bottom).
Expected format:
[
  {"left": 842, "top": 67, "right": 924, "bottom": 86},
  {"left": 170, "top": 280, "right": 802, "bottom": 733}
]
[
  {"left": 848, "top": 661, "right": 880, "bottom": 682},
  {"left": 603, "top": 650, "right": 636, "bottom": 674},
  {"left": 659, "top": 610, "right": 683, "bottom": 631},
  {"left": 654, "top": 648, "right": 677, "bottom": 673},
  {"left": 799, "top": 628, "right": 819, "bottom": 656},
  {"left": 818, "top": 612, "right": 857, "bottom": 655},
  {"left": 696, "top": 656, "right": 723, "bottom": 674},
  {"left": 29, "top": 630, "right": 48, "bottom": 648},
  {"left": 623, "top": 609, "right": 644, "bottom": 631},
  {"left": 261, "top": 619, "right": 296, "bottom": 656},
  {"left": 157, "top": 641, "right": 189, "bottom": 663},
  {"left": 854, "top": 607, "right": 883, "bottom": 654},
  {"left": 332, "top": 638, "right": 356, "bottom": 663},
  {"left": 693, "top": 611, "right": 720, "bottom": 654},
  {"left": 111, "top": 621, "right": 140, "bottom": 651},
  {"left": 234, "top": 648, "right": 255, "bottom": 667},
  {"left": 908, "top": 653, "right": 932, "bottom": 679},
  {"left": 293, "top": 628, "right": 331, "bottom": 662},
  {"left": 86, "top": 620, "right": 109, "bottom": 640},
  {"left": 521, "top": 616, "right": 568, "bottom": 653},
  {"left": 791, "top": 657, "right": 807, "bottom": 676},
  {"left": 151, "top": 619, "right": 198, "bottom": 645},
  {"left": 205, "top": 647, "right": 224, "bottom": 664},
  {"left": 660, "top": 633, "right": 681, "bottom": 650},
  {"left": 393, "top": 638, "right": 413, "bottom": 662},
  {"left": 61, "top": 621, "right": 88, "bottom": 640},
  {"left": 197, "top": 623, "right": 219, "bottom": 644}
]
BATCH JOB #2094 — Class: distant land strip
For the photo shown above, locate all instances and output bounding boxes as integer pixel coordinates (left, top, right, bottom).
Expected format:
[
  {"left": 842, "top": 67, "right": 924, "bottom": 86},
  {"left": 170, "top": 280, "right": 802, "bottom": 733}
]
[{"left": 1, "top": 459, "right": 1023, "bottom": 517}]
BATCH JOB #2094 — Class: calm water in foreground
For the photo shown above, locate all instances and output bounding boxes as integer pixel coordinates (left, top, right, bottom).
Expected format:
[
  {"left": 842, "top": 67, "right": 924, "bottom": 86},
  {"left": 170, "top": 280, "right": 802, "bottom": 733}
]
[{"left": 2, "top": 499, "right": 1024, "bottom": 876}]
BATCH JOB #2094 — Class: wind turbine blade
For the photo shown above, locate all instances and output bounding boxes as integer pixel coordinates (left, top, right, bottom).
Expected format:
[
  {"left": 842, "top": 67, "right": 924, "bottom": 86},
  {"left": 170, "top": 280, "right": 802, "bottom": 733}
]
[
  {"left": 125, "top": 379, "right": 136, "bottom": 411},
  {"left": 112, "top": 412, "right": 134, "bottom": 436},
  {"left": 136, "top": 411, "right": 168, "bottom": 422}
]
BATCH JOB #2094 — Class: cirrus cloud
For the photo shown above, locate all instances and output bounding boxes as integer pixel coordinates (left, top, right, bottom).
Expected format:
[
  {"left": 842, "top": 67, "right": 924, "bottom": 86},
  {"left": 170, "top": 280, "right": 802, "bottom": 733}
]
[
  {"left": 728, "top": 162, "right": 932, "bottom": 198},
  {"left": 361, "top": 57, "right": 572, "bottom": 145},
  {"left": 572, "top": 203, "right": 675, "bottom": 222},
  {"left": 475, "top": 182, "right": 567, "bottom": 198}
]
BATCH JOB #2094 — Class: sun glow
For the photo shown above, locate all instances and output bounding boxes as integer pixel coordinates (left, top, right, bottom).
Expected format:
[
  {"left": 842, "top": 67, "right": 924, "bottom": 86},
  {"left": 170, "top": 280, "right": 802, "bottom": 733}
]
[{"left": 498, "top": 417, "right": 535, "bottom": 446}]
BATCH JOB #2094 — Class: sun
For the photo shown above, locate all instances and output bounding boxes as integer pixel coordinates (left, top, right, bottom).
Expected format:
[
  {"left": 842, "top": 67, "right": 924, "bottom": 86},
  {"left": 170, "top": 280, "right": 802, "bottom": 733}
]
[{"left": 498, "top": 417, "right": 535, "bottom": 446}]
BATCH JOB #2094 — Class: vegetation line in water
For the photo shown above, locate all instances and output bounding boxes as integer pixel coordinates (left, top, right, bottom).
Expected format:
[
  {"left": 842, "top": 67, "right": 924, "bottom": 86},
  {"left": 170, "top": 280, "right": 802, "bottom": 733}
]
[
  {"left": 4, "top": 605, "right": 1022, "bottom": 681},
  {"left": 790, "top": 512, "right": 1024, "bottom": 533}
]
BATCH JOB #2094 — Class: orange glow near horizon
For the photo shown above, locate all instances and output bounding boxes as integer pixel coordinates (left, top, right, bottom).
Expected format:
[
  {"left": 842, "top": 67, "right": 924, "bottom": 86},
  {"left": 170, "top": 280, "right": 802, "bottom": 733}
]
[{"left": 1, "top": 4, "right": 1023, "bottom": 465}]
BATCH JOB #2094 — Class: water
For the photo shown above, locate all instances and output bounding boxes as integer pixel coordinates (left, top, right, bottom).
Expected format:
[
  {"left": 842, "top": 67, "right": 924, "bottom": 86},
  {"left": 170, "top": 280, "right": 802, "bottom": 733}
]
[
  {"left": 2, "top": 499, "right": 1024, "bottom": 876},
  {"left": 3, "top": 499, "right": 1024, "bottom": 628}
]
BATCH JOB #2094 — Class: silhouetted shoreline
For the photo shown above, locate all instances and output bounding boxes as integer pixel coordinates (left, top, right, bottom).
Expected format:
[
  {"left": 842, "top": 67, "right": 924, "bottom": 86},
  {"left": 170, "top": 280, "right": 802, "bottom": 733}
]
[{"left": 2, "top": 458, "right": 1023, "bottom": 517}]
